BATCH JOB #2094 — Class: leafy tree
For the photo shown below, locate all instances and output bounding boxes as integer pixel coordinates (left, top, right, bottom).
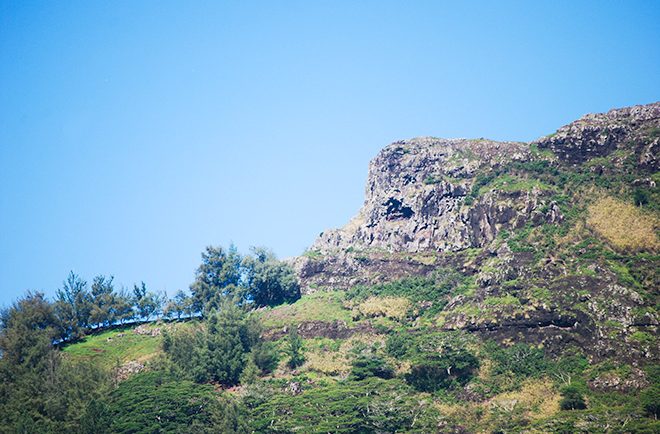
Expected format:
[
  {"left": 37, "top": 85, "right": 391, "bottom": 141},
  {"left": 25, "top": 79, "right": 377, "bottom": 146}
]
[
  {"left": 243, "top": 247, "right": 300, "bottom": 307},
  {"left": 190, "top": 245, "right": 243, "bottom": 314},
  {"left": 285, "top": 326, "right": 305, "bottom": 369}
]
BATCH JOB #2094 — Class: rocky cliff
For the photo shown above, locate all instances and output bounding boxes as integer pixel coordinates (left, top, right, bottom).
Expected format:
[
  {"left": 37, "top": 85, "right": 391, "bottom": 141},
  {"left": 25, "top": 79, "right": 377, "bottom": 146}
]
[
  {"left": 291, "top": 102, "right": 659, "bottom": 364},
  {"left": 311, "top": 103, "right": 659, "bottom": 257}
]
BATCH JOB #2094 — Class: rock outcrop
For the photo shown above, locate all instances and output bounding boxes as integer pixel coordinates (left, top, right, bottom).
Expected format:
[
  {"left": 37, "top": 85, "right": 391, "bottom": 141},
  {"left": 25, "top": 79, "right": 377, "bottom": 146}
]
[
  {"left": 289, "top": 102, "right": 659, "bottom": 364},
  {"left": 312, "top": 138, "right": 554, "bottom": 254},
  {"left": 534, "top": 102, "right": 660, "bottom": 168}
]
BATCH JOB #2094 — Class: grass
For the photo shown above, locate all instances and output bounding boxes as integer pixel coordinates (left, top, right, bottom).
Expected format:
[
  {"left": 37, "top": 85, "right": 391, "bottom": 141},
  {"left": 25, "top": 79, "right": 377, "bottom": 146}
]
[
  {"left": 356, "top": 296, "right": 411, "bottom": 321},
  {"left": 260, "top": 291, "right": 353, "bottom": 328},
  {"left": 62, "top": 322, "right": 163, "bottom": 369},
  {"left": 477, "top": 174, "right": 554, "bottom": 196},
  {"left": 587, "top": 196, "right": 659, "bottom": 252}
]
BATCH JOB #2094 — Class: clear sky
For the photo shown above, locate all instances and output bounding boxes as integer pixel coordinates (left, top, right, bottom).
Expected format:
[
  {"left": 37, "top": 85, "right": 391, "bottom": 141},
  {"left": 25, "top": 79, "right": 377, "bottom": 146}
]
[{"left": 1, "top": 1, "right": 659, "bottom": 306}]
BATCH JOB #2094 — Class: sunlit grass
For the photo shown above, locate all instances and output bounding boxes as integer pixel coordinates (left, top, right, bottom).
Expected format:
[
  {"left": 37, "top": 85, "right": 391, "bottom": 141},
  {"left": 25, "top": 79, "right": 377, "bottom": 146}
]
[{"left": 61, "top": 323, "right": 163, "bottom": 369}]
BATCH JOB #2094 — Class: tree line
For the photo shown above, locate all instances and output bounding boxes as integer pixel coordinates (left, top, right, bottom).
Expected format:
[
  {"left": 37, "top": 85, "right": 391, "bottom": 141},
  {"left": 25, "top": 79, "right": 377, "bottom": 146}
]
[
  {"left": 0, "top": 244, "right": 300, "bottom": 432},
  {"left": 1, "top": 244, "right": 300, "bottom": 345}
]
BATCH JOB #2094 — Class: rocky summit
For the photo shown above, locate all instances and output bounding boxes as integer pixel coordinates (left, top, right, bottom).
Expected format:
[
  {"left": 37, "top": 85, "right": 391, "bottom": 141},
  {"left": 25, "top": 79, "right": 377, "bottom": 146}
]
[{"left": 293, "top": 102, "right": 659, "bottom": 367}]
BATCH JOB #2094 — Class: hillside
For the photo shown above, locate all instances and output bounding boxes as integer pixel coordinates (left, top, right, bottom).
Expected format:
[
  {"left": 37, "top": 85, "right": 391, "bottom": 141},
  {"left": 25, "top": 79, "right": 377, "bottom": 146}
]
[{"left": 3, "top": 102, "right": 659, "bottom": 433}]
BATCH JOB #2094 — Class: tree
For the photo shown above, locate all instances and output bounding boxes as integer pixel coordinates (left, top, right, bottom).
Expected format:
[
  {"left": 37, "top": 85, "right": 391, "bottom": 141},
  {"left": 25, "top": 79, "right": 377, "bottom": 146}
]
[
  {"left": 164, "top": 290, "right": 192, "bottom": 320},
  {"left": 190, "top": 245, "right": 243, "bottom": 314},
  {"left": 112, "top": 289, "right": 135, "bottom": 324},
  {"left": 89, "top": 275, "right": 115, "bottom": 327},
  {"left": 132, "top": 282, "right": 165, "bottom": 321},
  {"left": 206, "top": 303, "right": 247, "bottom": 386},
  {"left": 243, "top": 247, "right": 300, "bottom": 307},
  {"left": 285, "top": 326, "right": 305, "bottom": 369},
  {"left": 251, "top": 342, "right": 280, "bottom": 374},
  {"left": 55, "top": 271, "right": 92, "bottom": 339},
  {"left": 0, "top": 292, "right": 108, "bottom": 432}
]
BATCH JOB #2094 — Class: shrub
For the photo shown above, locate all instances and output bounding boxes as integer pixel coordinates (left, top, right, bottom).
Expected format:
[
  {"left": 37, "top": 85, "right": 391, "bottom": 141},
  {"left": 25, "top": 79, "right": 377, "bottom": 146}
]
[
  {"left": 286, "top": 327, "right": 305, "bottom": 369},
  {"left": 405, "top": 348, "right": 479, "bottom": 392},
  {"left": 640, "top": 385, "right": 660, "bottom": 418},
  {"left": 386, "top": 332, "right": 413, "bottom": 358},
  {"left": 350, "top": 355, "right": 394, "bottom": 380},
  {"left": 559, "top": 385, "right": 587, "bottom": 410},
  {"left": 488, "top": 342, "right": 548, "bottom": 378},
  {"left": 251, "top": 342, "right": 279, "bottom": 374},
  {"left": 104, "top": 372, "right": 247, "bottom": 433}
]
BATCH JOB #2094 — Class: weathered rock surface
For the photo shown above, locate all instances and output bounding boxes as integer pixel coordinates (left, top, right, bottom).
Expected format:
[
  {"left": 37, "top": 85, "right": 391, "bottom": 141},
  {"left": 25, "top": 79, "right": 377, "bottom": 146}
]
[
  {"left": 534, "top": 102, "right": 660, "bottom": 168},
  {"left": 289, "top": 102, "right": 659, "bottom": 365},
  {"left": 312, "top": 138, "right": 544, "bottom": 254}
]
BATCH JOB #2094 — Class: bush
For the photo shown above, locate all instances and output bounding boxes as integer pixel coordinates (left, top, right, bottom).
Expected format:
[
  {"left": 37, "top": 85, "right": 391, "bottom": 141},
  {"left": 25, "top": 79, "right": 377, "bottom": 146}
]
[
  {"left": 350, "top": 355, "right": 394, "bottom": 380},
  {"left": 385, "top": 332, "right": 413, "bottom": 358},
  {"left": 103, "top": 372, "right": 247, "bottom": 433},
  {"left": 286, "top": 327, "right": 305, "bottom": 369},
  {"left": 640, "top": 385, "right": 660, "bottom": 418},
  {"left": 559, "top": 385, "right": 587, "bottom": 410},
  {"left": 406, "top": 348, "right": 479, "bottom": 392},
  {"left": 488, "top": 342, "right": 548, "bottom": 378},
  {"left": 251, "top": 342, "right": 279, "bottom": 374}
]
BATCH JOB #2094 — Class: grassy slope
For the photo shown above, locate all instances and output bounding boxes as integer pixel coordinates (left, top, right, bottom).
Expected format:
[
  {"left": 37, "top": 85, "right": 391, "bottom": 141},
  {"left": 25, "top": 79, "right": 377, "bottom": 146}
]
[{"left": 62, "top": 323, "right": 163, "bottom": 369}]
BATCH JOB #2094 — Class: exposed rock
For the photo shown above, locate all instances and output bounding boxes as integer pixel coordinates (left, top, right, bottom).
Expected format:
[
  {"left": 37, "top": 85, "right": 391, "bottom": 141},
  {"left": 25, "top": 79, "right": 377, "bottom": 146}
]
[
  {"left": 114, "top": 360, "right": 145, "bottom": 382},
  {"left": 534, "top": 102, "right": 660, "bottom": 168},
  {"left": 312, "top": 138, "right": 541, "bottom": 254},
  {"left": 133, "top": 324, "right": 161, "bottom": 336}
]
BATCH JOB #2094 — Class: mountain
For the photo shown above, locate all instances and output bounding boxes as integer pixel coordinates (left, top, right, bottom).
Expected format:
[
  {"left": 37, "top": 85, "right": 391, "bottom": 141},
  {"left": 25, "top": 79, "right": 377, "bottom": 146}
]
[
  {"left": 4, "top": 102, "right": 658, "bottom": 433},
  {"left": 290, "top": 102, "right": 658, "bottom": 363}
]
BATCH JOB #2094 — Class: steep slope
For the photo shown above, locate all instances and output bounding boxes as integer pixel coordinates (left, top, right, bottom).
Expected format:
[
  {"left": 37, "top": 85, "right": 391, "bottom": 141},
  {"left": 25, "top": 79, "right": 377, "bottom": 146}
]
[{"left": 291, "top": 102, "right": 659, "bottom": 365}]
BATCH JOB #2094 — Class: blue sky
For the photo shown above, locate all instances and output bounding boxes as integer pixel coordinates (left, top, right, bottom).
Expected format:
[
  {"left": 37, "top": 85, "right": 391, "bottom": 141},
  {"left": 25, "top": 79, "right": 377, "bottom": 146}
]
[{"left": 1, "top": 1, "right": 659, "bottom": 306}]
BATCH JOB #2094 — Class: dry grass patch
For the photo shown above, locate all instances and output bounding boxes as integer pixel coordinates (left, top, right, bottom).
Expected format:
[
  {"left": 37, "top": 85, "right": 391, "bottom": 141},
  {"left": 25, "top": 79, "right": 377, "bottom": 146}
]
[
  {"left": 304, "top": 351, "right": 351, "bottom": 376},
  {"left": 488, "top": 378, "right": 560, "bottom": 421},
  {"left": 587, "top": 197, "right": 659, "bottom": 252},
  {"left": 356, "top": 296, "right": 411, "bottom": 320}
]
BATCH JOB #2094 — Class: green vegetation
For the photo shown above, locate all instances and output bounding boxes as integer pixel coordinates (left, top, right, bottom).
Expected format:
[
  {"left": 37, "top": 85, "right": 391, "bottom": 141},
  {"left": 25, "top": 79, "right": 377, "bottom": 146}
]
[
  {"left": 96, "top": 372, "right": 246, "bottom": 433},
  {"left": 260, "top": 290, "right": 352, "bottom": 328},
  {"left": 2, "top": 119, "right": 660, "bottom": 432},
  {"left": 62, "top": 324, "right": 162, "bottom": 369}
]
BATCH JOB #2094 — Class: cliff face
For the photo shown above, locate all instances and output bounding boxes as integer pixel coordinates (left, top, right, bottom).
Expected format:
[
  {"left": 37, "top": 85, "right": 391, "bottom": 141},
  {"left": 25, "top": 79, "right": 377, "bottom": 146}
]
[
  {"left": 291, "top": 102, "right": 659, "bottom": 364},
  {"left": 311, "top": 103, "right": 659, "bottom": 256},
  {"left": 312, "top": 138, "right": 556, "bottom": 254}
]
